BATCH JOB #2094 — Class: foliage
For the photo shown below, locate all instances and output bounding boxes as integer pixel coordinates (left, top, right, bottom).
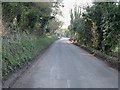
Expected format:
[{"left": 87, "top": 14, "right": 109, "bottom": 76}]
[
  {"left": 2, "top": 32, "right": 56, "bottom": 78},
  {"left": 2, "top": 2, "right": 63, "bottom": 78},
  {"left": 47, "top": 18, "right": 63, "bottom": 33},
  {"left": 2, "top": 2, "right": 63, "bottom": 35},
  {"left": 69, "top": 2, "right": 120, "bottom": 56}
]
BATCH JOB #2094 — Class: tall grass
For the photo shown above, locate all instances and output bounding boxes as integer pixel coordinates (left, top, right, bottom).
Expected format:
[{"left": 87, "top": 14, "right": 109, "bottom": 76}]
[{"left": 2, "top": 32, "right": 56, "bottom": 79}]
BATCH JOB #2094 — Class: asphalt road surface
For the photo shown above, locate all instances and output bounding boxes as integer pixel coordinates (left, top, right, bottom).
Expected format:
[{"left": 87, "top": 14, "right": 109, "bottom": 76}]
[{"left": 12, "top": 38, "right": 118, "bottom": 88}]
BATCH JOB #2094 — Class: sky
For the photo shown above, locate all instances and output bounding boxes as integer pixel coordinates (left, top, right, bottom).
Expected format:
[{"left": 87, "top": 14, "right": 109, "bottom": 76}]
[{"left": 59, "top": 0, "right": 93, "bottom": 29}]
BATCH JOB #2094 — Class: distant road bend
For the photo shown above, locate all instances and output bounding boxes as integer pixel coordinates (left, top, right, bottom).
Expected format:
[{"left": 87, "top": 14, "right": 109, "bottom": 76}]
[{"left": 12, "top": 38, "right": 118, "bottom": 88}]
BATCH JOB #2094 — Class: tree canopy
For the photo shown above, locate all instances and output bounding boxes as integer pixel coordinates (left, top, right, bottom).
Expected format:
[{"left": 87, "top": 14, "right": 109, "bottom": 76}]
[
  {"left": 69, "top": 2, "right": 120, "bottom": 55},
  {"left": 2, "top": 2, "right": 63, "bottom": 36}
]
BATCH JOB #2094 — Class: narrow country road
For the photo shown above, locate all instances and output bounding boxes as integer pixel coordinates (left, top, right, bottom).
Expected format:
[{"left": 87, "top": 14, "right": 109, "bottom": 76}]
[{"left": 12, "top": 38, "right": 118, "bottom": 88}]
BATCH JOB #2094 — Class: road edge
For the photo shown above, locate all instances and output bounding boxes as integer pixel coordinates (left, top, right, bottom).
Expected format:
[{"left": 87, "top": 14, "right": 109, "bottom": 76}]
[
  {"left": 2, "top": 40, "right": 56, "bottom": 88},
  {"left": 73, "top": 42, "right": 119, "bottom": 71}
]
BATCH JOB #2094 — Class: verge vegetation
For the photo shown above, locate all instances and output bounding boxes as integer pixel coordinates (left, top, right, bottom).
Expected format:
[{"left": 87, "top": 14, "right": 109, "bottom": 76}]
[
  {"left": 68, "top": 2, "right": 120, "bottom": 70},
  {"left": 2, "top": 2, "right": 63, "bottom": 78}
]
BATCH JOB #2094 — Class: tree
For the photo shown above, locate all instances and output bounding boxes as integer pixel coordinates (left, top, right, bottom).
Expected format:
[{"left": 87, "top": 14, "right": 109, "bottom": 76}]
[
  {"left": 68, "top": 2, "right": 120, "bottom": 55},
  {"left": 2, "top": 2, "right": 63, "bottom": 36}
]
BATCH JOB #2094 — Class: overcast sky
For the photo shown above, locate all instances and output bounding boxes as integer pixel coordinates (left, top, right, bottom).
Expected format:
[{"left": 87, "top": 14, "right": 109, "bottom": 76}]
[{"left": 59, "top": 0, "right": 93, "bottom": 29}]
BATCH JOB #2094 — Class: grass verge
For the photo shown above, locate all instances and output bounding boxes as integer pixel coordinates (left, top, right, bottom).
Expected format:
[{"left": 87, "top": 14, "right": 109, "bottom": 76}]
[{"left": 2, "top": 34, "right": 56, "bottom": 79}]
